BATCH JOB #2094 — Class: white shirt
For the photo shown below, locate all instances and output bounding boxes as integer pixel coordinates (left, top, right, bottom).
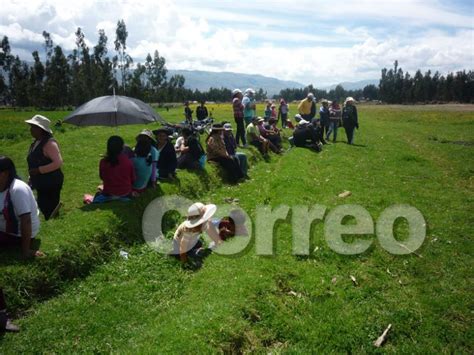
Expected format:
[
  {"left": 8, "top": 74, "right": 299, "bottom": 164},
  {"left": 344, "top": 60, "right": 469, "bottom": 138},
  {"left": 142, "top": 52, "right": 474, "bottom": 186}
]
[{"left": 0, "top": 179, "right": 40, "bottom": 237}]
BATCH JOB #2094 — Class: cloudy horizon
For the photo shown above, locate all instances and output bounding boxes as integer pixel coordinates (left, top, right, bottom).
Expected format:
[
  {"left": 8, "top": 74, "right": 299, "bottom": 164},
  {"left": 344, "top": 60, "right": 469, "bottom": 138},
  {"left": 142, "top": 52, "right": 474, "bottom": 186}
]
[{"left": 1, "top": 0, "right": 473, "bottom": 87}]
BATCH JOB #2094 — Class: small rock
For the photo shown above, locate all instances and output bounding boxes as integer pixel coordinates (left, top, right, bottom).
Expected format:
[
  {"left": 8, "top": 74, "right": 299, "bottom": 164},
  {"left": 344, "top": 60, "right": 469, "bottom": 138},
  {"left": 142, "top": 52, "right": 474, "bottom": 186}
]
[{"left": 338, "top": 191, "right": 352, "bottom": 198}]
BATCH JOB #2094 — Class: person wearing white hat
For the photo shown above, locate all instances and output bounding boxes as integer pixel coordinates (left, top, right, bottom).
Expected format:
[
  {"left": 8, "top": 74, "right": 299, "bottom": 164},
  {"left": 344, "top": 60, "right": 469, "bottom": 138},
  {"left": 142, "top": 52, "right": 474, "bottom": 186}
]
[
  {"left": 242, "top": 88, "right": 256, "bottom": 126},
  {"left": 297, "top": 93, "right": 317, "bottom": 121},
  {"left": 25, "top": 114, "right": 64, "bottom": 220},
  {"left": 342, "top": 97, "right": 359, "bottom": 144},
  {"left": 231, "top": 89, "right": 246, "bottom": 147},
  {"left": 172, "top": 202, "right": 220, "bottom": 263}
]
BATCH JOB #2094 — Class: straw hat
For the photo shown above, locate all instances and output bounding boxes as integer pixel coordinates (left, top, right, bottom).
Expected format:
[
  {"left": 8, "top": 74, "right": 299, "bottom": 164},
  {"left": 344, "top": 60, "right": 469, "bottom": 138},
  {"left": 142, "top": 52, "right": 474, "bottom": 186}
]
[
  {"left": 136, "top": 129, "right": 156, "bottom": 142},
  {"left": 232, "top": 89, "right": 242, "bottom": 96},
  {"left": 25, "top": 115, "right": 53, "bottom": 134},
  {"left": 344, "top": 97, "right": 355, "bottom": 104},
  {"left": 184, "top": 202, "right": 217, "bottom": 228},
  {"left": 245, "top": 88, "right": 255, "bottom": 95}
]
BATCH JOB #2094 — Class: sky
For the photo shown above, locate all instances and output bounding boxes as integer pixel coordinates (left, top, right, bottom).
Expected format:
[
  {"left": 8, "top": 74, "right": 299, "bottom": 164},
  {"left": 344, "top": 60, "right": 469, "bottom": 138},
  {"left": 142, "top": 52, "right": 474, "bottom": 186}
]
[{"left": 1, "top": 0, "right": 473, "bottom": 87}]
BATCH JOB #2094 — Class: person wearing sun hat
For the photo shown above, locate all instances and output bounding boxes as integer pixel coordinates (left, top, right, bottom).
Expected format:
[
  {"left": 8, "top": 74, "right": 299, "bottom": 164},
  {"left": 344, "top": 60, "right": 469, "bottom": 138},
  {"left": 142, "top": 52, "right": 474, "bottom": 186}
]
[
  {"left": 222, "top": 122, "right": 249, "bottom": 177},
  {"left": 153, "top": 128, "right": 177, "bottom": 179},
  {"left": 206, "top": 123, "right": 245, "bottom": 182},
  {"left": 246, "top": 117, "right": 270, "bottom": 155},
  {"left": 342, "top": 97, "right": 359, "bottom": 144},
  {"left": 132, "top": 129, "right": 159, "bottom": 192},
  {"left": 172, "top": 202, "right": 221, "bottom": 263},
  {"left": 25, "top": 114, "right": 64, "bottom": 220}
]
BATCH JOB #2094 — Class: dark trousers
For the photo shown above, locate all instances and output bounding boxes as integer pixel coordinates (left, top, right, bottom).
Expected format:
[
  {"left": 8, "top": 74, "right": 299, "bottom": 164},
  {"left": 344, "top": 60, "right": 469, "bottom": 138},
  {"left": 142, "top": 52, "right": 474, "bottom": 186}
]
[
  {"left": 322, "top": 124, "right": 330, "bottom": 138},
  {"left": 344, "top": 125, "right": 355, "bottom": 144},
  {"left": 210, "top": 157, "right": 244, "bottom": 181},
  {"left": 0, "top": 289, "right": 6, "bottom": 310},
  {"left": 235, "top": 119, "right": 246, "bottom": 145},
  {"left": 37, "top": 186, "right": 61, "bottom": 220},
  {"left": 280, "top": 113, "right": 288, "bottom": 128}
]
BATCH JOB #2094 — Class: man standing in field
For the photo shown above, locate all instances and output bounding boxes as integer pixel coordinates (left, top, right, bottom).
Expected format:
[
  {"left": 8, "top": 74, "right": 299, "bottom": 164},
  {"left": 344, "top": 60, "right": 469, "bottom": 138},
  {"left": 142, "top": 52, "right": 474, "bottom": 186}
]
[
  {"left": 298, "top": 93, "right": 316, "bottom": 121},
  {"left": 232, "top": 89, "right": 246, "bottom": 147},
  {"left": 242, "top": 88, "right": 256, "bottom": 126}
]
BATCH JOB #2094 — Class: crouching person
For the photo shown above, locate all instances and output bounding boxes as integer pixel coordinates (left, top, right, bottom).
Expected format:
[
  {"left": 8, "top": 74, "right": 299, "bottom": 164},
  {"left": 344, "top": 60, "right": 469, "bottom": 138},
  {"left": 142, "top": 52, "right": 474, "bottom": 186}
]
[
  {"left": 171, "top": 202, "right": 221, "bottom": 268},
  {"left": 0, "top": 156, "right": 43, "bottom": 259}
]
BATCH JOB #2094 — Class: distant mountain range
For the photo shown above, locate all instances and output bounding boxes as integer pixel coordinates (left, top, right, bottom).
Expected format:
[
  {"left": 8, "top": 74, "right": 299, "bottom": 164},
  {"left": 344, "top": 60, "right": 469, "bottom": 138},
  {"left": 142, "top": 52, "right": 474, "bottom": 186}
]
[
  {"left": 168, "top": 69, "right": 378, "bottom": 94},
  {"left": 168, "top": 70, "right": 304, "bottom": 96}
]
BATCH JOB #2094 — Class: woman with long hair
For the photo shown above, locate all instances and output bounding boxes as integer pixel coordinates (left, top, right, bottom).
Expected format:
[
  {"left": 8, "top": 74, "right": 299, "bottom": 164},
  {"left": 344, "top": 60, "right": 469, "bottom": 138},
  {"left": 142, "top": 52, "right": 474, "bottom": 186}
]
[
  {"left": 0, "top": 156, "right": 42, "bottom": 258},
  {"left": 25, "top": 115, "right": 64, "bottom": 220},
  {"left": 93, "top": 136, "right": 135, "bottom": 203}
]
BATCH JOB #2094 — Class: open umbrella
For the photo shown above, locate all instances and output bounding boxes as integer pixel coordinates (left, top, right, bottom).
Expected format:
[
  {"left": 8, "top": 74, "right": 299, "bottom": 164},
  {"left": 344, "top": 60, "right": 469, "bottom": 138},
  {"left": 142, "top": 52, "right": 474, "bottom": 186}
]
[{"left": 64, "top": 95, "right": 167, "bottom": 126}]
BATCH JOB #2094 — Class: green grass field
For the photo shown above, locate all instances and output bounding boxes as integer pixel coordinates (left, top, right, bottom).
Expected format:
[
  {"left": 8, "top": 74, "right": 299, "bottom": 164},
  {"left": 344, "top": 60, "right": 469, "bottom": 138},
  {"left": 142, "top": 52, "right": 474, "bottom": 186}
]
[{"left": 0, "top": 104, "right": 473, "bottom": 353}]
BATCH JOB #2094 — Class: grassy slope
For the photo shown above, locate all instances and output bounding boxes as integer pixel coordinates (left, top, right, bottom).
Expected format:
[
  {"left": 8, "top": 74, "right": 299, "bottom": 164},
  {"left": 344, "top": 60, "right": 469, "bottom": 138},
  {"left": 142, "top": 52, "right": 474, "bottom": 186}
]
[{"left": 0, "top": 105, "right": 473, "bottom": 353}]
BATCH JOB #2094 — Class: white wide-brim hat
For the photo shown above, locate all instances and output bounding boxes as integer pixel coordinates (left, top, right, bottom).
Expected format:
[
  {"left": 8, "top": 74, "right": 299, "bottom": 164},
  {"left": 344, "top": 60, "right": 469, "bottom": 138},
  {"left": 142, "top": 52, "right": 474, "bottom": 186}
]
[
  {"left": 344, "top": 97, "right": 355, "bottom": 104},
  {"left": 184, "top": 202, "right": 217, "bottom": 228},
  {"left": 25, "top": 114, "right": 53, "bottom": 134}
]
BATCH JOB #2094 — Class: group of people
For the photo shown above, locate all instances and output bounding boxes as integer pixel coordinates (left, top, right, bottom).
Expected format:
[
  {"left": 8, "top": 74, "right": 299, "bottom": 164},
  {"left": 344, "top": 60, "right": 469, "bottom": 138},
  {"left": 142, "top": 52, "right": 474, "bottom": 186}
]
[{"left": 0, "top": 91, "right": 360, "bottom": 332}]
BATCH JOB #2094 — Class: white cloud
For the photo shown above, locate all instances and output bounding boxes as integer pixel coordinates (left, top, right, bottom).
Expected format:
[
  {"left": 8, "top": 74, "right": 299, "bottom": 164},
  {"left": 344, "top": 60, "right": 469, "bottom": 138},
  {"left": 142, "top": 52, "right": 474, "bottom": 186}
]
[{"left": 0, "top": 0, "right": 472, "bottom": 86}]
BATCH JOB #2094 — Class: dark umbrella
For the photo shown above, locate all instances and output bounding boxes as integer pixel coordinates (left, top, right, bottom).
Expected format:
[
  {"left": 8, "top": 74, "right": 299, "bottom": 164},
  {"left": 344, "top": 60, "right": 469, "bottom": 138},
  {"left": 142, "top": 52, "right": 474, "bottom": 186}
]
[{"left": 63, "top": 95, "right": 167, "bottom": 126}]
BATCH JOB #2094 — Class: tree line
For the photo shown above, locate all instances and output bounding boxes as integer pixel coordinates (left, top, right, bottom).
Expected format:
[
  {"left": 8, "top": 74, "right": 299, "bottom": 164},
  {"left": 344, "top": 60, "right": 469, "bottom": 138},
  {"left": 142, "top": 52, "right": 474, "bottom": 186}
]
[{"left": 0, "top": 20, "right": 472, "bottom": 108}]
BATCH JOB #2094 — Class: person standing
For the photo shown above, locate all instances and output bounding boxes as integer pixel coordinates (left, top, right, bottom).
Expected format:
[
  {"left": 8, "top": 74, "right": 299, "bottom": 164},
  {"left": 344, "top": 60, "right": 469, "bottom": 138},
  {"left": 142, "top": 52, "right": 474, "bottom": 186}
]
[
  {"left": 327, "top": 100, "right": 342, "bottom": 142},
  {"left": 278, "top": 99, "right": 289, "bottom": 128},
  {"left": 242, "top": 88, "right": 256, "bottom": 126},
  {"left": 25, "top": 115, "right": 64, "bottom": 220},
  {"left": 298, "top": 93, "right": 316, "bottom": 121},
  {"left": 342, "top": 97, "right": 359, "bottom": 144},
  {"left": 232, "top": 89, "right": 246, "bottom": 147},
  {"left": 184, "top": 101, "right": 193, "bottom": 124},
  {"left": 196, "top": 100, "right": 208, "bottom": 121},
  {"left": 319, "top": 99, "right": 330, "bottom": 140}
]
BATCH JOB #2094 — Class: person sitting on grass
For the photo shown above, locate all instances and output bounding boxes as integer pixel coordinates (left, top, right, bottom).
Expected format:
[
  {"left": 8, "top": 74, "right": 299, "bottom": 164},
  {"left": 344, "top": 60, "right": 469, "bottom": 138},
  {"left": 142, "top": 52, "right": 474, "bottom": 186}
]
[
  {"left": 222, "top": 123, "right": 249, "bottom": 177},
  {"left": 94, "top": 136, "right": 136, "bottom": 203},
  {"left": 292, "top": 119, "right": 322, "bottom": 152},
  {"left": 246, "top": 117, "right": 270, "bottom": 156},
  {"left": 25, "top": 114, "right": 64, "bottom": 220},
  {"left": 263, "top": 117, "right": 283, "bottom": 151},
  {"left": 132, "top": 130, "right": 159, "bottom": 193},
  {"left": 257, "top": 118, "right": 282, "bottom": 153},
  {"left": 171, "top": 202, "right": 221, "bottom": 267},
  {"left": 153, "top": 128, "right": 177, "bottom": 180},
  {"left": 177, "top": 127, "right": 206, "bottom": 170},
  {"left": 206, "top": 124, "right": 245, "bottom": 182},
  {"left": 0, "top": 288, "right": 19, "bottom": 333},
  {"left": 0, "top": 156, "right": 43, "bottom": 259}
]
